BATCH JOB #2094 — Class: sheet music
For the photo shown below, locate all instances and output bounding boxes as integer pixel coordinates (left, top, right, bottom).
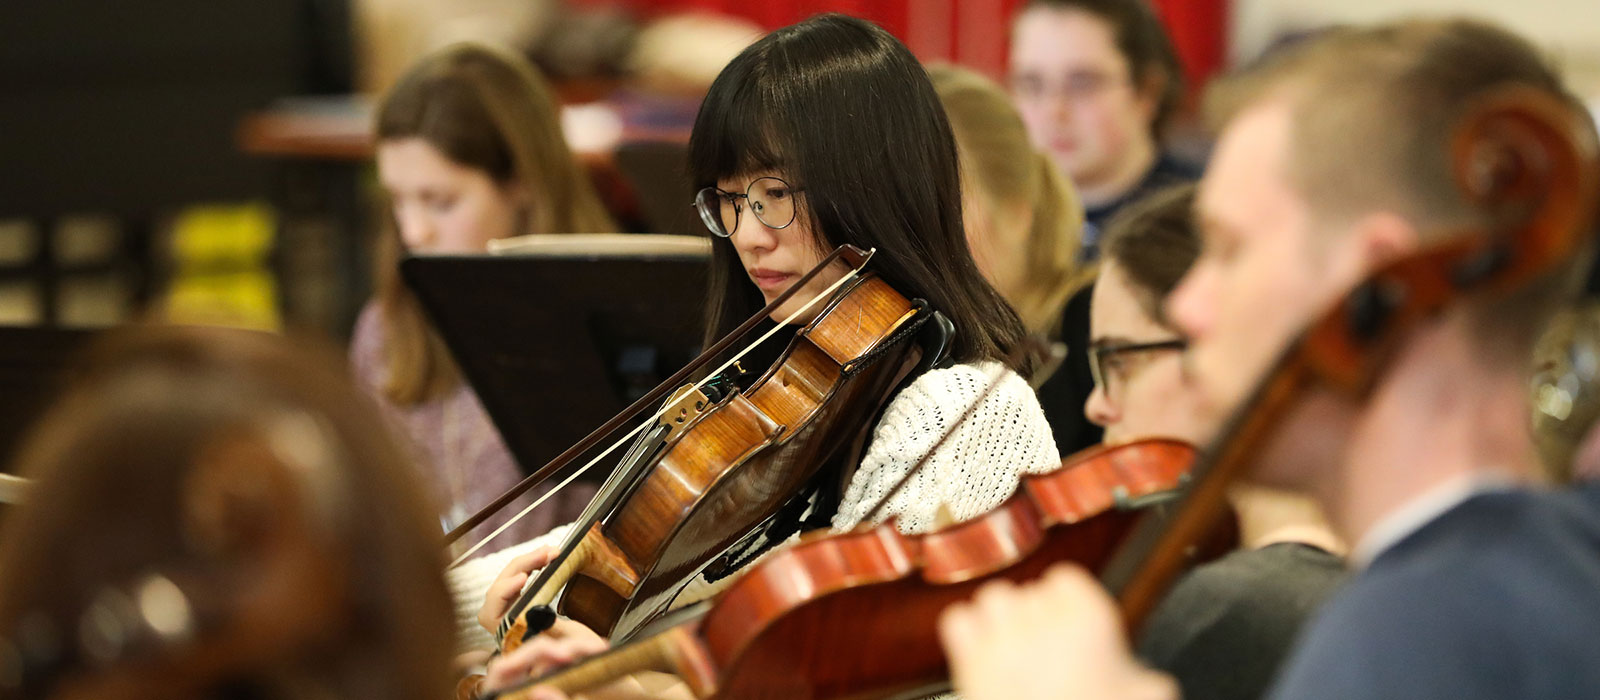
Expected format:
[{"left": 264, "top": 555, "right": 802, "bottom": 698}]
[{"left": 487, "top": 233, "right": 711, "bottom": 258}]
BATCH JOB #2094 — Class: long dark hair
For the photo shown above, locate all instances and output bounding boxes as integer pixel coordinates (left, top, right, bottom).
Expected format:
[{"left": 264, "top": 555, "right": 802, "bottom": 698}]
[{"left": 691, "top": 14, "right": 1029, "bottom": 371}]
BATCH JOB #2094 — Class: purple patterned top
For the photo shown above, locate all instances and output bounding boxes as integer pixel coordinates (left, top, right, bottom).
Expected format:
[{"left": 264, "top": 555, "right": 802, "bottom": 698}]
[{"left": 349, "top": 302, "right": 596, "bottom": 560}]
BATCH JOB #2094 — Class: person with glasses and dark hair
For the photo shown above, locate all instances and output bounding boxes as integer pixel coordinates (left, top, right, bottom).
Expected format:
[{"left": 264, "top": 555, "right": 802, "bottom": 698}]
[
  {"left": 1086, "top": 184, "right": 1346, "bottom": 700},
  {"left": 1010, "top": 0, "right": 1201, "bottom": 255},
  {"left": 683, "top": 11, "right": 1056, "bottom": 537},
  {"left": 464, "top": 14, "right": 1062, "bottom": 697}
]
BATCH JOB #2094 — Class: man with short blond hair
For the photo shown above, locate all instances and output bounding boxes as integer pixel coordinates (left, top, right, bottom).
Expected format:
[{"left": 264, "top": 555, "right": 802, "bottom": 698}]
[{"left": 941, "top": 18, "right": 1600, "bottom": 700}]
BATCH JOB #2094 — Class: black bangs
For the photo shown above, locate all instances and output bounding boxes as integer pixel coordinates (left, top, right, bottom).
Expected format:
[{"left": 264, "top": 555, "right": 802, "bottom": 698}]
[
  {"left": 693, "top": 14, "right": 1030, "bottom": 375},
  {"left": 689, "top": 54, "right": 793, "bottom": 188}
]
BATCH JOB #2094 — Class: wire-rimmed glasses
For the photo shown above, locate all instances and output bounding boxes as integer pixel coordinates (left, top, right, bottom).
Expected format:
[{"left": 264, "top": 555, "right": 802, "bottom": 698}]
[{"left": 693, "top": 177, "right": 803, "bottom": 238}]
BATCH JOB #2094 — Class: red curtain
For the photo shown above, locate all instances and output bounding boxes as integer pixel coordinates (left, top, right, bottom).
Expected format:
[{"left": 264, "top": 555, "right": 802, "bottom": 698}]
[{"left": 572, "top": 0, "right": 1226, "bottom": 90}]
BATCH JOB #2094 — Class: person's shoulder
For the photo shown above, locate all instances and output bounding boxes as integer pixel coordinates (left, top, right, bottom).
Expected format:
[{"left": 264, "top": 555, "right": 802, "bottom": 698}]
[
  {"left": 1540, "top": 479, "right": 1600, "bottom": 531},
  {"left": 1174, "top": 544, "right": 1346, "bottom": 602},
  {"left": 883, "top": 361, "right": 1038, "bottom": 424},
  {"left": 1139, "top": 544, "right": 1346, "bottom": 668},
  {"left": 1378, "top": 487, "right": 1600, "bottom": 593},
  {"left": 884, "top": 361, "right": 1056, "bottom": 454},
  {"left": 835, "top": 361, "right": 1060, "bottom": 533},
  {"left": 1270, "top": 566, "right": 1505, "bottom": 700},
  {"left": 348, "top": 300, "right": 387, "bottom": 383},
  {"left": 902, "top": 360, "right": 1027, "bottom": 394},
  {"left": 1302, "top": 495, "right": 1544, "bottom": 650},
  {"left": 1272, "top": 490, "right": 1600, "bottom": 700}
]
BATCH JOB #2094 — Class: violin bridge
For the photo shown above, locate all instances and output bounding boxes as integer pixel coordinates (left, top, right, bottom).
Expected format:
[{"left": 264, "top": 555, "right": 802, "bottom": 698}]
[{"left": 660, "top": 385, "right": 713, "bottom": 443}]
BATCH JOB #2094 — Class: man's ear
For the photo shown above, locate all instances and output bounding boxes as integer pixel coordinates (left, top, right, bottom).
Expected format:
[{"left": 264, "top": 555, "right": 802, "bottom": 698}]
[
  {"left": 1318, "top": 212, "right": 1421, "bottom": 299},
  {"left": 1351, "top": 211, "right": 1421, "bottom": 274}
]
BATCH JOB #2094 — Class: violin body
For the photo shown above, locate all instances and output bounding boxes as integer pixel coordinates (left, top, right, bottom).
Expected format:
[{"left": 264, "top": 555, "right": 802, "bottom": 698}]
[
  {"left": 518, "top": 270, "right": 926, "bottom": 642},
  {"left": 513, "top": 439, "right": 1197, "bottom": 700},
  {"left": 701, "top": 441, "right": 1194, "bottom": 699}
]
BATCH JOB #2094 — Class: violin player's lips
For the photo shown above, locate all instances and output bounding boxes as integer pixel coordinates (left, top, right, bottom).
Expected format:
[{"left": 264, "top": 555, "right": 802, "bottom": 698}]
[{"left": 749, "top": 268, "right": 794, "bottom": 291}]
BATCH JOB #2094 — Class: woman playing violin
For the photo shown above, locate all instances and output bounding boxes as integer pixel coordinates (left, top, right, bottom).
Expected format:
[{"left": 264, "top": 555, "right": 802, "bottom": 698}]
[{"left": 463, "top": 13, "right": 1061, "bottom": 696}]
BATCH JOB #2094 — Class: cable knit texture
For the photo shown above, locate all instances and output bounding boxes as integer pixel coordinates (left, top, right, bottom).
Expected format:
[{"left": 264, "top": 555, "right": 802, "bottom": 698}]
[
  {"left": 448, "top": 361, "right": 1060, "bottom": 656},
  {"left": 832, "top": 361, "right": 1061, "bottom": 534}
]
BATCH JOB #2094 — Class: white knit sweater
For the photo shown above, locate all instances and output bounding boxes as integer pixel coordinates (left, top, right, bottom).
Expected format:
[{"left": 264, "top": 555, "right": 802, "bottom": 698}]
[
  {"left": 449, "top": 360, "right": 1060, "bottom": 651},
  {"left": 831, "top": 360, "right": 1061, "bottom": 533}
]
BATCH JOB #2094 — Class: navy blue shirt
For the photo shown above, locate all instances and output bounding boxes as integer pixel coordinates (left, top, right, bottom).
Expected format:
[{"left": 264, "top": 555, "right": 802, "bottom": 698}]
[
  {"left": 1081, "top": 152, "right": 1202, "bottom": 260},
  {"left": 1268, "top": 481, "right": 1600, "bottom": 700}
]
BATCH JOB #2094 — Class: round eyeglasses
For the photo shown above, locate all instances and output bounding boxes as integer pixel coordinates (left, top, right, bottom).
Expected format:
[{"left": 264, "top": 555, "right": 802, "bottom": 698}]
[{"left": 693, "top": 177, "right": 803, "bottom": 238}]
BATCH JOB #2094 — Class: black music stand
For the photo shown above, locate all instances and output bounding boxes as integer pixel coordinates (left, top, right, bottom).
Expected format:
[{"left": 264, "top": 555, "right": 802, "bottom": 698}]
[{"left": 400, "top": 235, "right": 711, "bottom": 483}]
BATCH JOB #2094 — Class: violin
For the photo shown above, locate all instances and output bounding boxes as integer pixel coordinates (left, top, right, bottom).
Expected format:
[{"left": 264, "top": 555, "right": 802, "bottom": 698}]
[
  {"left": 477, "top": 244, "right": 935, "bottom": 654},
  {"left": 1100, "top": 86, "right": 1600, "bottom": 631},
  {"left": 485, "top": 438, "right": 1196, "bottom": 699}
]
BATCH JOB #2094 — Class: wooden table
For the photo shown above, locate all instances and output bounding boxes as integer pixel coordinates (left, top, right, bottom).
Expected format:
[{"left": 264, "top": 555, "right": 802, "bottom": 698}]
[{"left": 237, "top": 95, "right": 691, "bottom": 167}]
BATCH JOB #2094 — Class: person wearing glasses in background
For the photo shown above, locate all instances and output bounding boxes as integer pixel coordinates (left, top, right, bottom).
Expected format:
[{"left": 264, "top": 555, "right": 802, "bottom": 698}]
[
  {"left": 1007, "top": 0, "right": 1203, "bottom": 461},
  {"left": 1010, "top": 0, "right": 1200, "bottom": 253},
  {"left": 459, "top": 16, "right": 1063, "bottom": 697},
  {"left": 929, "top": 64, "right": 1103, "bottom": 457},
  {"left": 1085, "top": 184, "right": 1346, "bottom": 700}
]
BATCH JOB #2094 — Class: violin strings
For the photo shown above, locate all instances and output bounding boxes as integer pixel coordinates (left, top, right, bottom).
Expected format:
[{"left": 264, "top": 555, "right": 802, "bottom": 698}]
[{"left": 449, "top": 265, "right": 868, "bottom": 568}]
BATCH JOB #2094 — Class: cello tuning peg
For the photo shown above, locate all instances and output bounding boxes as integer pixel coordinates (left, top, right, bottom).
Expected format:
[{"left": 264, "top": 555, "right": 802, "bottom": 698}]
[
  {"left": 1451, "top": 242, "right": 1511, "bottom": 289},
  {"left": 1346, "top": 281, "right": 1406, "bottom": 342}
]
